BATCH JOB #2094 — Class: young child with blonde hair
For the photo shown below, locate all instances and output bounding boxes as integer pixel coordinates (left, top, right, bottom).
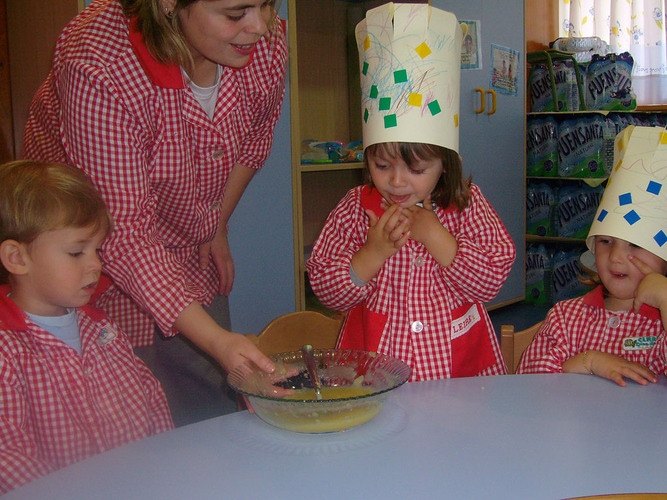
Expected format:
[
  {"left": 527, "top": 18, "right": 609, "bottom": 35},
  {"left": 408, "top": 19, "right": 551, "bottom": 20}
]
[
  {"left": 518, "top": 126, "right": 667, "bottom": 385},
  {"left": 0, "top": 160, "right": 173, "bottom": 493}
]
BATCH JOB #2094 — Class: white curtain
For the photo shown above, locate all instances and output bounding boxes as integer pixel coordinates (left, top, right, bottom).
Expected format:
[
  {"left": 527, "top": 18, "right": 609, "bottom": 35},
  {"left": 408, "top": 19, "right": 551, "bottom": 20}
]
[{"left": 558, "top": 0, "right": 667, "bottom": 105}]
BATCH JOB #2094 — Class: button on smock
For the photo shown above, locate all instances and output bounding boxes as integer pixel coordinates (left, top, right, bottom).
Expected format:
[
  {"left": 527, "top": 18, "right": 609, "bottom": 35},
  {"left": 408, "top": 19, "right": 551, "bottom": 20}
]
[
  {"left": 608, "top": 315, "right": 621, "bottom": 328},
  {"left": 411, "top": 321, "right": 424, "bottom": 333},
  {"left": 211, "top": 149, "right": 225, "bottom": 161},
  {"left": 414, "top": 256, "right": 426, "bottom": 268}
]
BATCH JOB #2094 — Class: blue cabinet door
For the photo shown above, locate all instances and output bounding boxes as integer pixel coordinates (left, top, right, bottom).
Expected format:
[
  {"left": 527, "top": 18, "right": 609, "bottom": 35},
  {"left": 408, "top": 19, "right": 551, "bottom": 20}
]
[{"left": 434, "top": 0, "right": 525, "bottom": 306}]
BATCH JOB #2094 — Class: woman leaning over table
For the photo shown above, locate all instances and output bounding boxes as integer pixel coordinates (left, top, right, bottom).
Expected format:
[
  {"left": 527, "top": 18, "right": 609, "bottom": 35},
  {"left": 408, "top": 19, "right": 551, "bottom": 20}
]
[{"left": 22, "top": 0, "right": 287, "bottom": 426}]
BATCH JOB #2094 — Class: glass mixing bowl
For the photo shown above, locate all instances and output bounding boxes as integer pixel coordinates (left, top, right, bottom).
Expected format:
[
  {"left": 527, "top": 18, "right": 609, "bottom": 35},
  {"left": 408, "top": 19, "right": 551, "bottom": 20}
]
[{"left": 228, "top": 349, "right": 411, "bottom": 433}]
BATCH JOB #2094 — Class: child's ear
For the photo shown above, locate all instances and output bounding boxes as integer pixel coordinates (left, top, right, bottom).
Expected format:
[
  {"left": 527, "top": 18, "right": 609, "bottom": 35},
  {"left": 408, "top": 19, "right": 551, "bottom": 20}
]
[{"left": 0, "top": 240, "right": 29, "bottom": 276}]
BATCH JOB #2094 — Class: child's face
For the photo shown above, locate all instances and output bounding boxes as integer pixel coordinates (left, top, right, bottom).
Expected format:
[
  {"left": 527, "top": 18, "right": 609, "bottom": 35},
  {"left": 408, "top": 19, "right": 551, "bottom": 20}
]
[
  {"left": 367, "top": 149, "right": 444, "bottom": 208},
  {"left": 594, "top": 235, "right": 667, "bottom": 310},
  {"left": 13, "top": 225, "right": 105, "bottom": 316}
]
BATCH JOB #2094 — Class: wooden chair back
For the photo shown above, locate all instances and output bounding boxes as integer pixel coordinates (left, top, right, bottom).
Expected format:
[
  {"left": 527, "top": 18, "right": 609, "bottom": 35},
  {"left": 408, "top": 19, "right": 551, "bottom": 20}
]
[
  {"left": 500, "top": 321, "right": 543, "bottom": 374},
  {"left": 253, "top": 310, "right": 343, "bottom": 356}
]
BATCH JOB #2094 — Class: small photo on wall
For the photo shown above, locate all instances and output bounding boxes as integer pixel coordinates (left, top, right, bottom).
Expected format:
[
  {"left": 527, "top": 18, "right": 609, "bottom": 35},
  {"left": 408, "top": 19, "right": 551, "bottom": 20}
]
[
  {"left": 460, "top": 20, "right": 482, "bottom": 70},
  {"left": 490, "top": 44, "right": 520, "bottom": 95}
]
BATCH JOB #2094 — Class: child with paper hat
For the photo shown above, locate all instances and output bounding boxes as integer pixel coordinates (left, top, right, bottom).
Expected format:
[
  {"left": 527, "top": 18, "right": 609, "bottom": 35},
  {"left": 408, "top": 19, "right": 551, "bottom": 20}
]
[
  {"left": 518, "top": 125, "right": 667, "bottom": 385},
  {"left": 306, "top": 3, "right": 516, "bottom": 381}
]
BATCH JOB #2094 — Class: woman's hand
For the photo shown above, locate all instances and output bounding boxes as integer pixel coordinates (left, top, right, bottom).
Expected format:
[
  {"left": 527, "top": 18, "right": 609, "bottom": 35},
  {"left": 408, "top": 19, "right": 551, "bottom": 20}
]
[
  {"left": 198, "top": 223, "right": 235, "bottom": 296},
  {"left": 565, "top": 350, "right": 658, "bottom": 387},
  {"left": 174, "top": 302, "right": 274, "bottom": 375}
]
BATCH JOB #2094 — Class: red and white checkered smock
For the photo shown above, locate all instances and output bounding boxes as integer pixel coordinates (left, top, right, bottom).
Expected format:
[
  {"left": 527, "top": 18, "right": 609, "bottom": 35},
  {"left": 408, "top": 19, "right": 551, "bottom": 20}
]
[
  {"left": 306, "top": 184, "right": 516, "bottom": 381},
  {"left": 22, "top": 0, "right": 288, "bottom": 346},
  {"left": 517, "top": 285, "right": 667, "bottom": 374},
  {"left": 0, "top": 286, "right": 173, "bottom": 494}
]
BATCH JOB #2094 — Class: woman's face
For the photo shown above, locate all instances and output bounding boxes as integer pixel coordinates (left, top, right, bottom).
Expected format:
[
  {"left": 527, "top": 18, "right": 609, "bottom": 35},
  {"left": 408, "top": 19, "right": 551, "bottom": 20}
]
[{"left": 173, "top": 0, "right": 274, "bottom": 81}]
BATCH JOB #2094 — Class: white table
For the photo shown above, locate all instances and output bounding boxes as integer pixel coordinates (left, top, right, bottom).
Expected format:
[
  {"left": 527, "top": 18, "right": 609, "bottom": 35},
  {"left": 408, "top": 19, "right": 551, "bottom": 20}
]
[{"left": 7, "top": 374, "right": 667, "bottom": 499}]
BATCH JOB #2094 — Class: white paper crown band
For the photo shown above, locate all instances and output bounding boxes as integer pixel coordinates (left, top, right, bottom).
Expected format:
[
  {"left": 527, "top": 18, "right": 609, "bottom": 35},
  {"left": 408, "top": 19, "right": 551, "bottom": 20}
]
[
  {"left": 586, "top": 125, "right": 667, "bottom": 262},
  {"left": 356, "top": 3, "right": 463, "bottom": 152}
]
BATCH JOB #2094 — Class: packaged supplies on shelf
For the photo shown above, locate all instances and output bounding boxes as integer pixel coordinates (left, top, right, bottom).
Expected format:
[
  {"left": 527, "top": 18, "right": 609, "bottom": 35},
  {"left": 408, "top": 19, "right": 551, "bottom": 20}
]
[
  {"left": 526, "top": 116, "right": 559, "bottom": 176},
  {"left": 526, "top": 182, "right": 556, "bottom": 237},
  {"left": 551, "top": 247, "right": 588, "bottom": 304},
  {"left": 550, "top": 37, "right": 609, "bottom": 63},
  {"left": 525, "top": 244, "right": 553, "bottom": 306},
  {"left": 555, "top": 183, "right": 604, "bottom": 239},
  {"left": 557, "top": 116, "right": 606, "bottom": 177},
  {"left": 585, "top": 52, "right": 636, "bottom": 111},
  {"left": 300, "top": 140, "right": 364, "bottom": 163},
  {"left": 528, "top": 61, "right": 581, "bottom": 112}
]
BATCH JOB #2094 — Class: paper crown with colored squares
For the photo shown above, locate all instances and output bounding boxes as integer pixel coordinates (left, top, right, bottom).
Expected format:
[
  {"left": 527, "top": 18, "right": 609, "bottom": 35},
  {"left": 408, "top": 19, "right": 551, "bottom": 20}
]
[
  {"left": 355, "top": 3, "right": 465, "bottom": 152},
  {"left": 586, "top": 125, "right": 667, "bottom": 261}
]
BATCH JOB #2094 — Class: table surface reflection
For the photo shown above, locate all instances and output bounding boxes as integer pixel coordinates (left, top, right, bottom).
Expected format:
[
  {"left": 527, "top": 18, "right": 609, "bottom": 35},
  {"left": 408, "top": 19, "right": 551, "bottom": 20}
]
[{"left": 7, "top": 374, "right": 667, "bottom": 500}]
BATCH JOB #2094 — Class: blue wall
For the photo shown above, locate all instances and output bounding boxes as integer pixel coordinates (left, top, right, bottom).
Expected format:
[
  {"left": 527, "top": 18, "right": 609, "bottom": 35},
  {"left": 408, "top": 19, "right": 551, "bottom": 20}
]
[{"left": 228, "top": 3, "right": 296, "bottom": 334}]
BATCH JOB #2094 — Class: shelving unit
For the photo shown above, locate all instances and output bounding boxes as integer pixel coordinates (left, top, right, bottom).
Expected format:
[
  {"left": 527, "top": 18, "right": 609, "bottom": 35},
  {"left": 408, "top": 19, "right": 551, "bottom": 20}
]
[{"left": 288, "top": 0, "right": 385, "bottom": 311}]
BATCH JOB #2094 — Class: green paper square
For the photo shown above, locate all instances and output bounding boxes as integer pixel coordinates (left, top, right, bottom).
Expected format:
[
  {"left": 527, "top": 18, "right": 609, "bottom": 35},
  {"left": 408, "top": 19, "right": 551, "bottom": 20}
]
[
  {"left": 364, "top": 108, "right": 369, "bottom": 123},
  {"left": 384, "top": 114, "right": 397, "bottom": 128},
  {"left": 394, "top": 69, "right": 408, "bottom": 83},
  {"left": 428, "top": 100, "right": 441, "bottom": 115},
  {"left": 370, "top": 85, "right": 378, "bottom": 99},
  {"left": 362, "top": 62, "right": 369, "bottom": 75},
  {"left": 379, "top": 97, "right": 391, "bottom": 111}
]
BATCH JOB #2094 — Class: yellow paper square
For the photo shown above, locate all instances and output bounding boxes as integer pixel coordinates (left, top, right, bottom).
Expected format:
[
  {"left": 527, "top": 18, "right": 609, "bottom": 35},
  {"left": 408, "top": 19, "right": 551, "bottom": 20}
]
[
  {"left": 415, "top": 42, "right": 432, "bottom": 59},
  {"left": 408, "top": 93, "right": 422, "bottom": 107}
]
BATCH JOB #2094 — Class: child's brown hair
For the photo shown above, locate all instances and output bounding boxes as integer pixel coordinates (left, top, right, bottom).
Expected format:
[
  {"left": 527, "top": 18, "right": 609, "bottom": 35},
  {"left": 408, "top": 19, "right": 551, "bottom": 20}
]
[
  {"left": 0, "top": 160, "right": 111, "bottom": 281},
  {"left": 364, "top": 142, "right": 471, "bottom": 210}
]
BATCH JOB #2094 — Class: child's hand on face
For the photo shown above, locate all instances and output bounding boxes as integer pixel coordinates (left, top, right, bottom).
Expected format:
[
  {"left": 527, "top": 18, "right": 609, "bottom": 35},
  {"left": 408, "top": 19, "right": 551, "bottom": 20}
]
[
  {"left": 365, "top": 204, "right": 410, "bottom": 260},
  {"left": 629, "top": 255, "right": 667, "bottom": 328},
  {"left": 400, "top": 196, "right": 445, "bottom": 245},
  {"left": 584, "top": 350, "right": 658, "bottom": 387}
]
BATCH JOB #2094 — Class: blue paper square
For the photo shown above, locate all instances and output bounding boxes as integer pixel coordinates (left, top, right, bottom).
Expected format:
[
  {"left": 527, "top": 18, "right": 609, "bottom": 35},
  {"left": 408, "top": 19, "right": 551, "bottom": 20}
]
[
  {"left": 619, "top": 192, "right": 632, "bottom": 206},
  {"left": 624, "top": 210, "right": 640, "bottom": 225}
]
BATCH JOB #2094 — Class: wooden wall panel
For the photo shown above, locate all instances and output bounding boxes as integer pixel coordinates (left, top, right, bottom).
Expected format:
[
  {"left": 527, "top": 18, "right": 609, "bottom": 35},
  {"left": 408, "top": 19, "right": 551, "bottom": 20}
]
[
  {"left": 6, "top": 0, "right": 77, "bottom": 157},
  {"left": 525, "top": 0, "right": 559, "bottom": 52},
  {"left": 0, "top": 0, "right": 14, "bottom": 162}
]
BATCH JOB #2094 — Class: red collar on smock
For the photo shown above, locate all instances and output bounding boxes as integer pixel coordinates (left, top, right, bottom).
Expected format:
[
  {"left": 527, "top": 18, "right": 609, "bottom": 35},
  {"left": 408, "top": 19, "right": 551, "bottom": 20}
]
[
  {"left": 583, "top": 285, "right": 661, "bottom": 321},
  {"left": 128, "top": 17, "right": 184, "bottom": 89},
  {"left": 0, "top": 285, "right": 28, "bottom": 331},
  {"left": 0, "top": 283, "right": 109, "bottom": 331}
]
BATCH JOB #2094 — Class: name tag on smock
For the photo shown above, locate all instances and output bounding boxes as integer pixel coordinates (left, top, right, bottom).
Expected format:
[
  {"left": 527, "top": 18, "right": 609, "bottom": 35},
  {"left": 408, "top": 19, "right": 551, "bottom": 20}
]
[{"left": 622, "top": 336, "right": 657, "bottom": 351}]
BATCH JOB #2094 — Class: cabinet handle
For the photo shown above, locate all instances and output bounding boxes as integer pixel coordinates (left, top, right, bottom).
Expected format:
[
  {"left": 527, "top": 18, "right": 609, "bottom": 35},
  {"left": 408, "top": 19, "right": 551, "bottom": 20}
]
[
  {"left": 486, "top": 89, "right": 497, "bottom": 115},
  {"left": 475, "top": 87, "right": 485, "bottom": 114}
]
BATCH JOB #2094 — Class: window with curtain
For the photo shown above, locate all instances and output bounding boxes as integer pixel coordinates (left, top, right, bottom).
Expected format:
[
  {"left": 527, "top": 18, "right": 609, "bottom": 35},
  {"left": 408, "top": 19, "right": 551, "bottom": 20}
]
[{"left": 558, "top": 0, "right": 666, "bottom": 106}]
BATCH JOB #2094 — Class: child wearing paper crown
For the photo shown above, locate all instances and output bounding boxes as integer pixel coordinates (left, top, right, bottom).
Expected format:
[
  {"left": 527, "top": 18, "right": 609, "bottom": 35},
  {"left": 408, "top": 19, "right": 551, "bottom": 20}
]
[
  {"left": 306, "top": 3, "right": 516, "bottom": 381},
  {"left": 518, "top": 125, "right": 667, "bottom": 386},
  {"left": 0, "top": 160, "right": 173, "bottom": 493}
]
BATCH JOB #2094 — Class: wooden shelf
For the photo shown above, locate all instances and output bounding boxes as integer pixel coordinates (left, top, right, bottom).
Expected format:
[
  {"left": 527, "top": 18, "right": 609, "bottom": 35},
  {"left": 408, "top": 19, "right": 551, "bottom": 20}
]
[
  {"left": 526, "top": 235, "right": 586, "bottom": 244},
  {"left": 298, "top": 161, "right": 365, "bottom": 173}
]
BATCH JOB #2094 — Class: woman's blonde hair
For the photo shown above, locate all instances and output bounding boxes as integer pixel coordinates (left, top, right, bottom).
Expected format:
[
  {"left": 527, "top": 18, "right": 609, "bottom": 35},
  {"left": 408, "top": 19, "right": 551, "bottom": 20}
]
[
  {"left": 120, "top": 0, "right": 279, "bottom": 73},
  {"left": 0, "top": 160, "right": 111, "bottom": 246},
  {"left": 364, "top": 142, "right": 471, "bottom": 211}
]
